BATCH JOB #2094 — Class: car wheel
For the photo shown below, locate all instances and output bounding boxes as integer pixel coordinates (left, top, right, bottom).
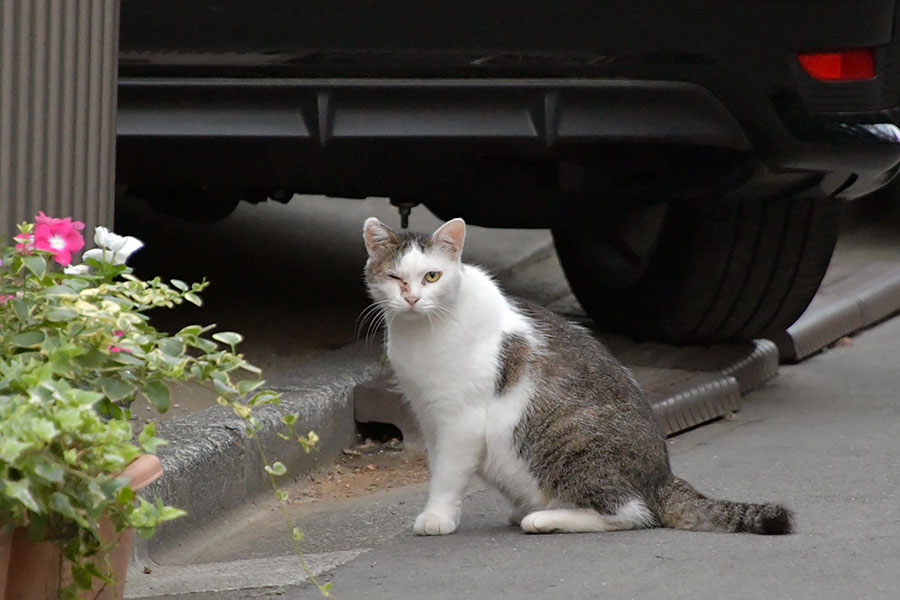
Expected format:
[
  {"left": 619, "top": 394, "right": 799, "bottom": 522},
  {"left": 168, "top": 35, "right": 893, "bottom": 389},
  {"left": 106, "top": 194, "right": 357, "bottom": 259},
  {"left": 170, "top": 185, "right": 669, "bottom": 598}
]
[{"left": 552, "top": 190, "right": 843, "bottom": 343}]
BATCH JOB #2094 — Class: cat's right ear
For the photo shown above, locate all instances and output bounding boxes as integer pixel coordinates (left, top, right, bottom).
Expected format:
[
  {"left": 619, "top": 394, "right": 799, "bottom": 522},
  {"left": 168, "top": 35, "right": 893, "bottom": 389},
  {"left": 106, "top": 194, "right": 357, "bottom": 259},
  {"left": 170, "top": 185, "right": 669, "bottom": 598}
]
[{"left": 363, "top": 217, "right": 398, "bottom": 257}]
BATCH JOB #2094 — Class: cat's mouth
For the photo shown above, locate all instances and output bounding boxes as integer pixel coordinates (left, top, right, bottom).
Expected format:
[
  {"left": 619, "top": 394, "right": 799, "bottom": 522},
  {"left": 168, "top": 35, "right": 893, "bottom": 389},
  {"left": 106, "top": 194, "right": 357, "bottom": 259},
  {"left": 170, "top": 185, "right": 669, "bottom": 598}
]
[
  {"left": 392, "top": 302, "right": 432, "bottom": 319},
  {"left": 397, "top": 305, "right": 424, "bottom": 317}
]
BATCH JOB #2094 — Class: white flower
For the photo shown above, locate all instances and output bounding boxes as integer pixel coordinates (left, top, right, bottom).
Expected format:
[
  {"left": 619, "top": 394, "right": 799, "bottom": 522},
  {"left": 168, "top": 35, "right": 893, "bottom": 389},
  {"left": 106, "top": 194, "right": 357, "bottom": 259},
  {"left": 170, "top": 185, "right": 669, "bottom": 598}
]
[
  {"left": 82, "top": 226, "right": 144, "bottom": 265},
  {"left": 64, "top": 264, "right": 90, "bottom": 275}
]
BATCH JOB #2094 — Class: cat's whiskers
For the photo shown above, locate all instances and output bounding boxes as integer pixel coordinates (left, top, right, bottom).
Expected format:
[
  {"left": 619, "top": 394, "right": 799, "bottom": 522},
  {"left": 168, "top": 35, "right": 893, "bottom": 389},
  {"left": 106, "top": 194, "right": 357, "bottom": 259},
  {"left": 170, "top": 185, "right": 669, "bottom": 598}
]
[
  {"left": 355, "top": 306, "right": 382, "bottom": 341},
  {"left": 430, "top": 304, "right": 460, "bottom": 324},
  {"left": 356, "top": 300, "right": 392, "bottom": 345},
  {"left": 365, "top": 313, "right": 386, "bottom": 346}
]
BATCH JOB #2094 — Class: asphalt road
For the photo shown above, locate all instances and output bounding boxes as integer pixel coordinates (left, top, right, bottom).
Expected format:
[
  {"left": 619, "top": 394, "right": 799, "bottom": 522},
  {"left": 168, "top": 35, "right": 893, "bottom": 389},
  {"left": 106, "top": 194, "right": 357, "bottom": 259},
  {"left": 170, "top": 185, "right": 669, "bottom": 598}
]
[{"left": 123, "top": 199, "right": 900, "bottom": 600}]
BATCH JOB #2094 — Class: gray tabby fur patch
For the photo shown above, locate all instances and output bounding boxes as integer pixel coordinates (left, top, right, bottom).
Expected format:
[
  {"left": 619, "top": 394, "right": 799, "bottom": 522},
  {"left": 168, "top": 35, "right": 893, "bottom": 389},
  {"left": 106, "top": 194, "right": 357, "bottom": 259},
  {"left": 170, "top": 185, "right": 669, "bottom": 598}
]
[{"left": 505, "top": 300, "right": 793, "bottom": 535}]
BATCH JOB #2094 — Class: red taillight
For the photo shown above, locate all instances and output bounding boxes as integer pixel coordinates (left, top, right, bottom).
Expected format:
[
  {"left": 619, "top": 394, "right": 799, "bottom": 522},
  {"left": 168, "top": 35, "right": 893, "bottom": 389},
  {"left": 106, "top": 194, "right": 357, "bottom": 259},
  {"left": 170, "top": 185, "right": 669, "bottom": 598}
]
[{"left": 797, "top": 49, "right": 876, "bottom": 81}]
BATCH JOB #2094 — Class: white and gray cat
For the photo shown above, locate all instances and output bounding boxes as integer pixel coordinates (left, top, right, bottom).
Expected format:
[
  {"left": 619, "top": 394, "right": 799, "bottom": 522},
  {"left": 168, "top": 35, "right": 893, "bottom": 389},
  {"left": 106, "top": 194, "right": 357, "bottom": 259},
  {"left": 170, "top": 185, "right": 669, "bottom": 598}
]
[{"left": 363, "top": 216, "right": 793, "bottom": 536}]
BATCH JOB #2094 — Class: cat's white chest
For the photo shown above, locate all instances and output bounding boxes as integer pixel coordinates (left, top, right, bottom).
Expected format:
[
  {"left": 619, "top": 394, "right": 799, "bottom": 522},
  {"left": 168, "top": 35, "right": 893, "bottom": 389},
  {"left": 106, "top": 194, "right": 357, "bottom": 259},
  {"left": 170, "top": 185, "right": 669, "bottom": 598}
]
[
  {"left": 388, "top": 321, "right": 545, "bottom": 510},
  {"left": 387, "top": 324, "right": 499, "bottom": 407}
]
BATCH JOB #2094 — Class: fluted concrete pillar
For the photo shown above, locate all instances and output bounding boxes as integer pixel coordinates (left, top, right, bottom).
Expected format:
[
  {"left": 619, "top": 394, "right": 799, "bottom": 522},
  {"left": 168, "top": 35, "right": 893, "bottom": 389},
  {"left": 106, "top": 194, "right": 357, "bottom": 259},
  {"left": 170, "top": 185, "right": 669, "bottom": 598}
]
[{"left": 0, "top": 0, "right": 118, "bottom": 241}]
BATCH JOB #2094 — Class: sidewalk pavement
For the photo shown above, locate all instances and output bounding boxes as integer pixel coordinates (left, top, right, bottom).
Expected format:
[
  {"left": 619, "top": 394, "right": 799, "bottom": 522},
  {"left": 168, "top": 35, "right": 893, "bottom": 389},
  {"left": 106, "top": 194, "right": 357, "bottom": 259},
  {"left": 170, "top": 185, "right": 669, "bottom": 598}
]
[{"left": 128, "top": 308, "right": 900, "bottom": 600}]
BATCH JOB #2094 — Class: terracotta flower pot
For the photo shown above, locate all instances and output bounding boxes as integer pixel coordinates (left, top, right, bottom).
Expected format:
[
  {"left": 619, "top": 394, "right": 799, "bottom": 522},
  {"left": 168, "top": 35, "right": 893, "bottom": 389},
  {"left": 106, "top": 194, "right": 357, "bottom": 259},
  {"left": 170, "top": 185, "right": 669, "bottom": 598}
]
[{"left": 0, "top": 454, "right": 163, "bottom": 600}]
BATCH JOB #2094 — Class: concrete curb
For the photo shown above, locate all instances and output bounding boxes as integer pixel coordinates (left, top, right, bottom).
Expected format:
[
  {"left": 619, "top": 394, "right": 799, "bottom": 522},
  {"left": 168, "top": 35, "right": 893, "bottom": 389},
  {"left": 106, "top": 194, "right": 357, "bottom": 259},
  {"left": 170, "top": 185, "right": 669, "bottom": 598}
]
[{"left": 134, "top": 342, "right": 387, "bottom": 560}]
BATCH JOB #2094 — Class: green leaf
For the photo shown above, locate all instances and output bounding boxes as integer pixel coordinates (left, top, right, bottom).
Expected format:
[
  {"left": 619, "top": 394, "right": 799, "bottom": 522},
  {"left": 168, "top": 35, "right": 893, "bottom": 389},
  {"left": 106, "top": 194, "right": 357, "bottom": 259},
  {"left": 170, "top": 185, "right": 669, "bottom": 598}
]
[
  {"left": 34, "top": 462, "right": 65, "bottom": 483},
  {"left": 264, "top": 462, "right": 287, "bottom": 477},
  {"left": 139, "top": 423, "right": 169, "bottom": 454},
  {"left": 276, "top": 489, "right": 289, "bottom": 502},
  {"left": 69, "top": 388, "right": 104, "bottom": 406},
  {"left": 70, "top": 563, "right": 107, "bottom": 590},
  {"left": 292, "top": 527, "right": 304, "bottom": 541},
  {"left": 157, "top": 337, "right": 185, "bottom": 357},
  {"left": 116, "top": 486, "right": 134, "bottom": 505},
  {"left": 41, "top": 284, "right": 76, "bottom": 296},
  {"left": 0, "top": 439, "right": 30, "bottom": 463},
  {"left": 55, "top": 408, "right": 82, "bottom": 432},
  {"left": 101, "top": 378, "right": 136, "bottom": 403},
  {"left": 240, "top": 361, "right": 262, "bottom": 375},
  {"left": 280, "top": 414, "right": 298, "bottom": 426},
  {"left": 176, "top": 324, "right": 213, "bottom": 337},
  {"left": 248, "top": 391, "right": 280, "bottom": 407},
  {"left": 31, "top": 418, "right": 59, "bottom": 442},
  {"left": 50, "top": 346, "right": 85, "bottom": 373},
  {"left": 236, "top": 379, "right": 264, "bottom": 396},
  {"left": 212, "top": 331, "right": 243, "bottom": 347},
  {"left": 50, "top": 493, "right": 89, "bottom": 528},
  {"left": 46, "top": 307, "right": 78, "bottom": 321},
  {"left": 11, "top": 297, "right": 30, "bottom": 322},
  {"left": 4, "top": 479, "right": 41, "bottom": 512},
  {"left": 183, "top": 292, "right": 203, "bottom": 306},
  {"left": 74, "top": 348, "right": 108, "bottom": 368},
  {"left": 113, "top": 351, "right": 144, "bottom": 366},
  {"left": 159, "top": 506, "right": 187, "bottom": 522},
  {"left": 170, "top": 279, "right": 189, "bottom": 291},
  {"left": 192, "top": 337, "right": 218, "bottom": 353},
  {"left": 23, "top": 254, "right": 46, "bottom": 277},
  {"left": 9, "top": 331, "right": 44, "bottom": 348}
]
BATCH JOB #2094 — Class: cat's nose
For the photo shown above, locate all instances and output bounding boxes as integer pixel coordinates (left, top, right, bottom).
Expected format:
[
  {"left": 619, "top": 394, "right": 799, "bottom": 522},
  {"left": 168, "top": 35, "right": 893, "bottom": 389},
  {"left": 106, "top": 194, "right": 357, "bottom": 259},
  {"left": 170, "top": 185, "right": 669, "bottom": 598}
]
[{"left": 404, "top": 295, "right": 420, "bottom": 307}]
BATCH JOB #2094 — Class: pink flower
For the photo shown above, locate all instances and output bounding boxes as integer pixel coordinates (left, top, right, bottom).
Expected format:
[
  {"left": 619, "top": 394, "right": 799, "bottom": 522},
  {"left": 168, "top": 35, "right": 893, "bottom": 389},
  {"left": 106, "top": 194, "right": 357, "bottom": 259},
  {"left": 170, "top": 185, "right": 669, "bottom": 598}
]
[
  {"left": 0, "top": 294, "right": 14, "bottom": 304},
  {"left": 14, "top": 233, "right": 34, "bottom": 254},
  {"left": 113, "top": 330, "right": 125, "bottom": 338},
  {"left": 32, "top": 212, "right": 85, "bottom": 266},
  {"left": 108, "top": 345, "right": 132, "bottom": 354}
]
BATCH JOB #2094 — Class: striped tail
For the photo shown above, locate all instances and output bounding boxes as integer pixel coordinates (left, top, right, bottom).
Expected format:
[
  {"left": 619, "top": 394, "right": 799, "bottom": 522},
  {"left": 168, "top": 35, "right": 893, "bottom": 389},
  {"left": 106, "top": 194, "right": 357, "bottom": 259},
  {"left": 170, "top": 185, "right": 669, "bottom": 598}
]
[{"left": 657, "top": 476, "right": 794, "bottom": 535}]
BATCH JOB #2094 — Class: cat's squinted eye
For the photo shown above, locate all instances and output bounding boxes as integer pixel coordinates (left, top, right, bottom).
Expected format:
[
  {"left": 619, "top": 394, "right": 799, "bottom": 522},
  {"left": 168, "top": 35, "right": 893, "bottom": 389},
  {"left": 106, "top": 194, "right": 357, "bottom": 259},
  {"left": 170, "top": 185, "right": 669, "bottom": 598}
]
[{"left": 424, "top": 271, "right": 442, "bottom": 283}]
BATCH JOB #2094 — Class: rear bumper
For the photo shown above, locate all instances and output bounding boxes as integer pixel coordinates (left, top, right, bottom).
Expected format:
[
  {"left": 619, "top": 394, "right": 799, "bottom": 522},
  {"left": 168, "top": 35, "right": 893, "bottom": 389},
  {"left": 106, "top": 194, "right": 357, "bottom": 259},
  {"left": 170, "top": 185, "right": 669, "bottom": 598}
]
[
  {"left": 117, "top": 76, "right": 900, "bottom": 199},
  {"left": 117, "top": 78, "right": 752, "bottom": 149}
]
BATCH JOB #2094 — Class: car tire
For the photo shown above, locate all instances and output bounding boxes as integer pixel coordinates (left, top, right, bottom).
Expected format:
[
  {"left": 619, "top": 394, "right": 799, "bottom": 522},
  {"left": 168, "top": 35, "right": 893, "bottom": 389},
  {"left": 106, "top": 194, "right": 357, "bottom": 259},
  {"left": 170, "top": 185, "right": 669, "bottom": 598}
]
[{"left": 552, "top": 190, "right": 843, "bottom": 343}]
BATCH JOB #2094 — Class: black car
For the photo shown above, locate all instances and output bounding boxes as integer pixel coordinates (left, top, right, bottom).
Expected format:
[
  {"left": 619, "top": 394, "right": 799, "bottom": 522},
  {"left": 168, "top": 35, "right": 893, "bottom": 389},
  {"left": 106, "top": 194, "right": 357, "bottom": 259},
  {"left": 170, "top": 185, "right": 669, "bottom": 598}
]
[{"left": 117, "top": 1, "right": 900, "bottom": 343}]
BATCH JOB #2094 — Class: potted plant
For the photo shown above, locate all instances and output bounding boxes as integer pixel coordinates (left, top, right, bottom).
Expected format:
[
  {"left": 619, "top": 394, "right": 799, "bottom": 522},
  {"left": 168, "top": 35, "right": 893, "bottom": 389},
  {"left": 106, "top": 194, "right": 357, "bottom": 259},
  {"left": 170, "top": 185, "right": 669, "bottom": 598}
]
[{"left": 0, "top": 213, "right": 282, "bottom": 599}]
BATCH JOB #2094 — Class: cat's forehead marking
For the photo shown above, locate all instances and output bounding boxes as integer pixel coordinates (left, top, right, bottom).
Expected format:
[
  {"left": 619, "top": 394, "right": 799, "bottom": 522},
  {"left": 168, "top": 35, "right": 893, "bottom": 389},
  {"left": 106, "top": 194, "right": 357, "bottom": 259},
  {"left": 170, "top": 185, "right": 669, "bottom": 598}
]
[
  {"left": 366, "top": 230, "right": 431, "bottom": 276},
  {"left": 397, "top": 244, "right": 447, "bottom": 276}
]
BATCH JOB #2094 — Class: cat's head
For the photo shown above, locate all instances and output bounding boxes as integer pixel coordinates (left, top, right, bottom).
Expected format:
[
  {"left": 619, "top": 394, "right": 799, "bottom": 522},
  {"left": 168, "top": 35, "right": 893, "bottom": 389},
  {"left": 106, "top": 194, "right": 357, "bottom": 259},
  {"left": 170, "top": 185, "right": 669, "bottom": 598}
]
[{"left": 363, "top": 217, "right": 466, "bottom": 321}]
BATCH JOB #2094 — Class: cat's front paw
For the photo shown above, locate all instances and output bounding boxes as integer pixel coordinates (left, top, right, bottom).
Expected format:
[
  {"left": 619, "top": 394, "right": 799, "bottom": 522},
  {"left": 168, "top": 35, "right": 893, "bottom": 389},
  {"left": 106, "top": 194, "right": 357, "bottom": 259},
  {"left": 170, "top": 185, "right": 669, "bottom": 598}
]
[{"left": 413, "top": 511, "right": 458, "bottom": 535}]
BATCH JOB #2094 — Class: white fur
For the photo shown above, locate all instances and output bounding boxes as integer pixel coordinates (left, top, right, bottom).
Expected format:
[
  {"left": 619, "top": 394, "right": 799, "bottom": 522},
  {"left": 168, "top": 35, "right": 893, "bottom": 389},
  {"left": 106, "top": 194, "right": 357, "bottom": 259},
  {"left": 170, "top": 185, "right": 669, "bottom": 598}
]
[
  {"left": 376, "top": 248, "right": 546, "bottom": 534},
  {"left": 520, "top": 500, "right": 654, "bottom": 534}
]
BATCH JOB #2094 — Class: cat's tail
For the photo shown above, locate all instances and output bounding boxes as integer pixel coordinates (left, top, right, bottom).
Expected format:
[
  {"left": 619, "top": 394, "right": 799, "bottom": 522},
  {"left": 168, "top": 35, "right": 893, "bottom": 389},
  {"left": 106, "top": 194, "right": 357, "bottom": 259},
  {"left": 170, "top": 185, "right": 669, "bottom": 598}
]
[{"left": 656, "top": 476, "right": 794, "bottom": 535}]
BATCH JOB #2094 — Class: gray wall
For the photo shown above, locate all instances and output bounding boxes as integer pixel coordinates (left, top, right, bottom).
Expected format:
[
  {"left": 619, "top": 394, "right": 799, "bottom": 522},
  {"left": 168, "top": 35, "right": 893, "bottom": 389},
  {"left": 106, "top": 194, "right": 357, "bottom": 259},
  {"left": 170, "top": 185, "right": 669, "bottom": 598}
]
[{"left": 0, "top": 0, "right": 118, "bottom": 243}]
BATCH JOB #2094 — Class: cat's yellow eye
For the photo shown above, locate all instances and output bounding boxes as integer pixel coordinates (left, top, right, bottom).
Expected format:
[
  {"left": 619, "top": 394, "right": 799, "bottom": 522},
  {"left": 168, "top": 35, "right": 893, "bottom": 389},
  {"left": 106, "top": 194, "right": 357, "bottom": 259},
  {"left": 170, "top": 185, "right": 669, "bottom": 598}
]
[{"left": 424, "top": 271, "right": 441, "bottom": 283}]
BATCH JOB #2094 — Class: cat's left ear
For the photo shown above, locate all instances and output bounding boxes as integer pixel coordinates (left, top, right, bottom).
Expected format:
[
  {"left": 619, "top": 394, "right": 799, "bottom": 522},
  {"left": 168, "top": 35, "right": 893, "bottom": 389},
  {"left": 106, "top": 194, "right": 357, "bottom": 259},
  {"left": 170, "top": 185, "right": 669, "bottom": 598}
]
[{"left": 432, "top": 218, "right": 466, "bottom": 260}]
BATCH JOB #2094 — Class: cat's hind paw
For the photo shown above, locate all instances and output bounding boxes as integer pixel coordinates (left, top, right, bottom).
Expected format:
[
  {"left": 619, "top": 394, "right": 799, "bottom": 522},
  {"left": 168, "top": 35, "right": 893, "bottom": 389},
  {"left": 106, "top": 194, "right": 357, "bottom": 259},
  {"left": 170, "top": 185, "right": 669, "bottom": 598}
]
[
  {"left": 520, "top": 511, "right": 559, "bottom": 533},
  {"left": 413, "top": 511, "right": 458, "bottom": 535}
]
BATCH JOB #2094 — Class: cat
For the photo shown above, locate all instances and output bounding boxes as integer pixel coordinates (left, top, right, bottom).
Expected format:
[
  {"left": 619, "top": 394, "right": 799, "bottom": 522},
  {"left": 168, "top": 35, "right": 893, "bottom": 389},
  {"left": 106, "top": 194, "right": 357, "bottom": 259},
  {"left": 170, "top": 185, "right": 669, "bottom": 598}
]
[{"left": 363, "top": 216, "right": 793, "bottom": 536}]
